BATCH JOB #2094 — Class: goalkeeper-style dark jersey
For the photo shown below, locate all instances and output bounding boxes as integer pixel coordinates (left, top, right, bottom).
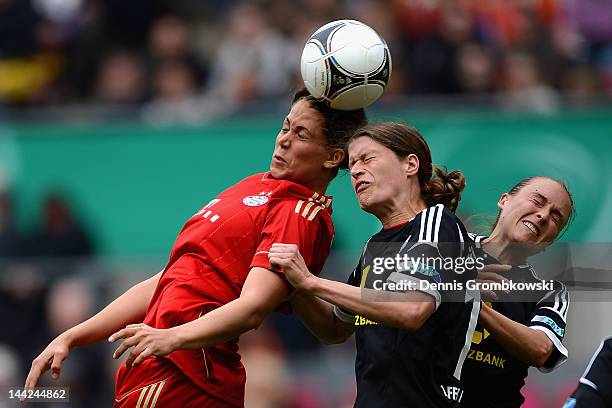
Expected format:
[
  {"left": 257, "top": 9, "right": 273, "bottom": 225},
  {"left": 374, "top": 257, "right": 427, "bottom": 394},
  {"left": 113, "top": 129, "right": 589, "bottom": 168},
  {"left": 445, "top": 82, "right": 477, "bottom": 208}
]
[
  {"left": 334, "top": 204, "right": 480, "bottom": 408},
  {"left": 460, "top": 234, "right": 569, "bottom": 408},
  {"left": 563, "top": 337, "right": 612, "bottom": 408}
]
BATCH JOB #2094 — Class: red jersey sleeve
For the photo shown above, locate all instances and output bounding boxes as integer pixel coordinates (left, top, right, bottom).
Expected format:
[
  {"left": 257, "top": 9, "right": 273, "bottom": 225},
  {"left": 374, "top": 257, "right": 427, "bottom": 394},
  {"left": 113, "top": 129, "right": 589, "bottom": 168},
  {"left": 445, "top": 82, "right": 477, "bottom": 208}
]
[{"left": 250, "top": 199, "right": 332, "bottom": 279}]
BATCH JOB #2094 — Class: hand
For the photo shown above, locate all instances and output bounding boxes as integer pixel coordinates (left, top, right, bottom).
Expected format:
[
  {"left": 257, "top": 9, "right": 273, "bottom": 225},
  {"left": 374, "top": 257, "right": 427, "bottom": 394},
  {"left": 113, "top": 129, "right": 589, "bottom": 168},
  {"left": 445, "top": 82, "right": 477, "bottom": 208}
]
[
  {"left": 25, "top": 334, "right": 72, "bottom": 390},
  {"left": 268, "top": 243, "right": 315, "bottom": 291},
  {"left": 476, "top": 264, "right": 512, "bottom": 301},
  {"left": 109, "top": 324, "right": 179, "bottom": 367}
]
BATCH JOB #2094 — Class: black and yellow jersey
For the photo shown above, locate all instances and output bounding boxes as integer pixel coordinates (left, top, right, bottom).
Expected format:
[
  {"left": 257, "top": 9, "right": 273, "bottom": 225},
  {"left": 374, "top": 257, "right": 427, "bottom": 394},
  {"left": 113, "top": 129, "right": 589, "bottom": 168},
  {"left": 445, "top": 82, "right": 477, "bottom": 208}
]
[
  {"left": 334, "top": 204, "right": 480, "bottom": 408},
  {"left": 564, "top": 337, "right": 612, "bottom": 408},
  {"left": 460, "top": 234, "right": 569, "bottom": 408}
]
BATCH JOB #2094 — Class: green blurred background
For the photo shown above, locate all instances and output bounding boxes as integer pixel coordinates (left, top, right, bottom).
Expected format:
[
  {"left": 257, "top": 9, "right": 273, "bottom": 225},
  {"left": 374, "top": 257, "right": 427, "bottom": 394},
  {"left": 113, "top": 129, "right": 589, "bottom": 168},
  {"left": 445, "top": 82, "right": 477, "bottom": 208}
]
[{"left": 3, "top": 106, "right": 610, "bottom": 258}]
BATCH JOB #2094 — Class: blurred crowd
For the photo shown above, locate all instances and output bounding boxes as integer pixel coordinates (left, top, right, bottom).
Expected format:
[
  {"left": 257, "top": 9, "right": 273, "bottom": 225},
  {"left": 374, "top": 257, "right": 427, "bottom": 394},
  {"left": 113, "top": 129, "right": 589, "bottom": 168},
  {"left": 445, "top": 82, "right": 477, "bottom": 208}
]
[{"left": 0, "top": 0, "right": 611, "bottom": 122}]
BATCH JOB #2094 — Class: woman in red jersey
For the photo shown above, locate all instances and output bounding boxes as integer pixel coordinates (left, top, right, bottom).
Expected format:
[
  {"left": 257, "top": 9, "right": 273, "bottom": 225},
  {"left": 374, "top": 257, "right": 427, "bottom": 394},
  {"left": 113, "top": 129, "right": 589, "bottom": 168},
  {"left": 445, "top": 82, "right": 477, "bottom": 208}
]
[{"left": 24, "top": 88, "right": 367, "bottom": 407}]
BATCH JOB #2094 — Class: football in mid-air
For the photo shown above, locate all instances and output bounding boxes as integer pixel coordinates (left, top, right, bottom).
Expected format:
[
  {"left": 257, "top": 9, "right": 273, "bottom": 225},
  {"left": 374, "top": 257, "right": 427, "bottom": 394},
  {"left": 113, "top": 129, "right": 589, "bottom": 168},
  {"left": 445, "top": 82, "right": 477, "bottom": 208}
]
[{"left": 300, "top": 19, "right": 392, "bottom": 111}]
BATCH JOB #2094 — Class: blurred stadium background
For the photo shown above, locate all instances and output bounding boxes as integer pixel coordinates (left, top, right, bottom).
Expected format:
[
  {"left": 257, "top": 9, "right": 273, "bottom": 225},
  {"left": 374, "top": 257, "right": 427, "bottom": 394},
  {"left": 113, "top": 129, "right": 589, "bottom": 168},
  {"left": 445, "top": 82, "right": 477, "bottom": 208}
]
[{"left": 0, "top": 0, "right": 611, "bottom": 407}]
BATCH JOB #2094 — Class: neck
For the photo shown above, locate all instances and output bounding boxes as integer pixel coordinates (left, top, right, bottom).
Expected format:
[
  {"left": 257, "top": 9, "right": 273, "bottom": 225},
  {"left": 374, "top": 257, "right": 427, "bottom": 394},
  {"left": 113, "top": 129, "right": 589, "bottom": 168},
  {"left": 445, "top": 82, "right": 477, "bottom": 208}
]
[
  {"left": 377, "top": 191, "right": 427, "bottom": 228},
  {"left": 483, "top": 230, "right": 528, "bottom": 265}
]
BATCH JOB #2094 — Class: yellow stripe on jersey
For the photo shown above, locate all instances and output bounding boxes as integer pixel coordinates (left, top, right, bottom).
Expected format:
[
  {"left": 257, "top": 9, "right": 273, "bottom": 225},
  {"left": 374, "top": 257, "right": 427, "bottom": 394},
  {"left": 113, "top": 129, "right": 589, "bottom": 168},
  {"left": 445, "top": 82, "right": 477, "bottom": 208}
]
[
  {"left": 149, "top": 380, "right": 166, "bottom": 408},
  {"left": 307, "top": 205, "right": 323, "bottom": 221},
  {"left": 301, "top": 202, "right": 315, "bottom": 217},
  {"left": 135, "top": 385, "right": 149, "bottom": 408},
  {"left": 359, "top": 265, "right": 371, "bottom": 289},
  {"left": 142, "top": 382, "right": 158, "bottom": 408}
]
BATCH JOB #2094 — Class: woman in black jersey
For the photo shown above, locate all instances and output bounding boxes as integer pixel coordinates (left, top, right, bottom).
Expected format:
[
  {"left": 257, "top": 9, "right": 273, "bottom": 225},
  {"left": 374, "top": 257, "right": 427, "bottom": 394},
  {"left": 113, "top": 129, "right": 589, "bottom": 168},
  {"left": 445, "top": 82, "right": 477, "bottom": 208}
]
[
  {"left": 460, "top": 176, "right": 575, "bottom": 408},
  {"left": 270, "top": 122, "right": 480, "bottom": 408},
  {"left": 565, "top": 336, "right": 612, "bottom": 407}
]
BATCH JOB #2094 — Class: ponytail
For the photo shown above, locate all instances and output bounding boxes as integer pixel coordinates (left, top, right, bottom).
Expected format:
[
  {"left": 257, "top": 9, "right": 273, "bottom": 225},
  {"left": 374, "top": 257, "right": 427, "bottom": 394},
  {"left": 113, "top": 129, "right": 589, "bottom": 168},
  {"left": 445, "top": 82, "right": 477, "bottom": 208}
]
[{"left": 422, "top": 166, "right": 466, "bottom": 213}]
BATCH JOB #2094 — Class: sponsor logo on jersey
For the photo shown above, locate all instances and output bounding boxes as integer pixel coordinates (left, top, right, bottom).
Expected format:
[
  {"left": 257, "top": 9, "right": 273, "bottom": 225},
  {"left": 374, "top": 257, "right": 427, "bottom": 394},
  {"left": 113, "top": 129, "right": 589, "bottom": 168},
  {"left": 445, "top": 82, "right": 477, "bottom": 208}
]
[
  {"left": 538, "top": 315, "right": 565, "bottom": 337},
  {"left": 243, "top": 195, "right": 270, "bottom": 207},
  {"left": 562, "top": 398, "right": 576, "bottom": 408},
  {"left": 354, "top": 315, "right": 379, "bottom": 326},
  {"left": 467, "top": 349, "right": 506, "bottom": 368},
  {"left": 472, "top": 327, "right": 490, "bottom": 345}
]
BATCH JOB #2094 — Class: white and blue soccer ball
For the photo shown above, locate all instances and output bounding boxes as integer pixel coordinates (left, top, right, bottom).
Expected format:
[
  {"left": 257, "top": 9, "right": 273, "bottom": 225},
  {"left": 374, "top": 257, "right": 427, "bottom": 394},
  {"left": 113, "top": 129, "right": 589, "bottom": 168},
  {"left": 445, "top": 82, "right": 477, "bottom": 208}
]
[{"left": 300, "top": 19, "right": 392, "bottom": 111}]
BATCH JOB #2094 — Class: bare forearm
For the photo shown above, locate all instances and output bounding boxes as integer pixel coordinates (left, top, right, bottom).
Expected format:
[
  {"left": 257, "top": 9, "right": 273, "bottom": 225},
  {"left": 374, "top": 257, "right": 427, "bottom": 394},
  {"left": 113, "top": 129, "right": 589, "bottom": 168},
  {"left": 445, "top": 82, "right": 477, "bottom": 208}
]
[
  {"left": 479, "top": 303, "right": 553, "bottom": 367},
  {"left": 67, "top": 272, "right": 161, "bottom": 347},
  {"left": 173, "top": 297, "right": 264, "bottom": 350},
  {"left": 291, "top": 292, "right": 354, "bottom": 344},
  {"left": 305, "top": 277, "right": 434, "bottom": 331}
]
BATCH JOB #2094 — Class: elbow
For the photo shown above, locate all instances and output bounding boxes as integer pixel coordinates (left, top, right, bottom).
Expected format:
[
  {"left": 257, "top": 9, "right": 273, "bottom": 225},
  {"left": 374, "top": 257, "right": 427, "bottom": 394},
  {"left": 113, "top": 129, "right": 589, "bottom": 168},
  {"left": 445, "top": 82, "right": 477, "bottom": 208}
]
[
  {"left": 398, "top": 305, "right": 430, "bottom": 332},
  {"left": 531, "top": 341, "right": 554, "bottom": 368},
  {"left": 245, "top": 309, "right": 267, "bottom": 331}
]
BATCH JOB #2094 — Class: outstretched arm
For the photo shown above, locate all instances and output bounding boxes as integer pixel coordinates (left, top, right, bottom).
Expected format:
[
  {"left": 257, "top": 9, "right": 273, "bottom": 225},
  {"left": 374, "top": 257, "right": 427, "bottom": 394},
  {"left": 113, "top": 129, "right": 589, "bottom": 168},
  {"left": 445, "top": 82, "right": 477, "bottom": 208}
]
[
  {"left": 269, "top": 244, "right": 436, "bottom": 332},
  {"left": 290, "top": 292, "right": 355, "bottom": 345},
  {"left": 110, "top": 267, "right": 290, "bottom": 367},
  {"left": 25, "top": 271, "right": 162, "bottom": 389}
]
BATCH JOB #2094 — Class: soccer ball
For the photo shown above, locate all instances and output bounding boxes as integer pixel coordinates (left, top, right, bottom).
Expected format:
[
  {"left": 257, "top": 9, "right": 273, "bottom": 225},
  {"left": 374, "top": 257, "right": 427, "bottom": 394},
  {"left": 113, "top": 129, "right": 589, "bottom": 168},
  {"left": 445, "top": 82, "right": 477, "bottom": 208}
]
[{"left": 300, "top": 19, "right": 392, "bottom": 111}]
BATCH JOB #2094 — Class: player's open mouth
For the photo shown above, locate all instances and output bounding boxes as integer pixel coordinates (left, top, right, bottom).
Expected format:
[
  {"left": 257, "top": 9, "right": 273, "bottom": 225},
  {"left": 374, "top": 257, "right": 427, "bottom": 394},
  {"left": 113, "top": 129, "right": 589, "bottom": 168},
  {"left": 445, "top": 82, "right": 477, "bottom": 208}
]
[
  {"left": 355, "top": 181, "right": 370, "bottom": 193},
  {"left": 273, "top": 155, "right": 287, "bottom": 164},
  {"left": 522, "top": 220, "right": 539, "bottom": 236}
]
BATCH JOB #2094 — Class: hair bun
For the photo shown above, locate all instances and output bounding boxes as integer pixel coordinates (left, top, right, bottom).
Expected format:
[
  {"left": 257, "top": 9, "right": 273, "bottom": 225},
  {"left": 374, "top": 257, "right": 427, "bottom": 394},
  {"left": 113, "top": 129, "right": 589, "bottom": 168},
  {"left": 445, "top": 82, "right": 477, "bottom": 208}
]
[{"left": 424, "top": 166, "right": 466, "bottom": 212}]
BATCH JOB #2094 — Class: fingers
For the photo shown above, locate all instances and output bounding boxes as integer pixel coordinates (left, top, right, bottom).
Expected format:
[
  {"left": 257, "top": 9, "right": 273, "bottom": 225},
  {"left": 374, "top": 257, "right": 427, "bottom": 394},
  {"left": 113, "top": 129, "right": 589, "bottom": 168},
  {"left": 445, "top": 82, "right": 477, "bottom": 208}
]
[
  {"left": 124, "top": 343, "right": 147, "bottom": 368},
  {"left": 113, "top": 336, "right": 140, "bottom": 360},
  {"left": 25, "top": 359, "right": 46, "bottom": 390},
  {"left": 478, "top": 264, "right": 512, "bottom": 274},
  {"left": 478, "top": 272, "right": 510, "bottom": 285},
  {"left": 270, "top": 243, "right": 298, "bottom": 251},
  {"left": 108, "top": 325, "right": 141, "bottom": 342},
  {"left": 480, "top": 289, "right": 499, "bottom": 302},
  {"left": 132, "top": 347, "right": 152, "bottom": 367},
  {"left": 50, "top": 353, "right": 66, "bottom": 380}
]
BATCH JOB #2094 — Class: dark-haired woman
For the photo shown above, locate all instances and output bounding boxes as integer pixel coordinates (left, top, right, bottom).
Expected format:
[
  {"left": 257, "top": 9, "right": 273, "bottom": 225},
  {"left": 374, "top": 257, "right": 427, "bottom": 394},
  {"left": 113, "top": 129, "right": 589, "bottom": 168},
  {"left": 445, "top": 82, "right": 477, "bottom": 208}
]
[
  {"left": 460, "top": 176, "right": 574, "bottom": 408},
  {"left": 270, "top": 122, "right": 481, "bottom": 408},
  {"left": 25, "top": 88, "right": 367, "bottom": 407}
]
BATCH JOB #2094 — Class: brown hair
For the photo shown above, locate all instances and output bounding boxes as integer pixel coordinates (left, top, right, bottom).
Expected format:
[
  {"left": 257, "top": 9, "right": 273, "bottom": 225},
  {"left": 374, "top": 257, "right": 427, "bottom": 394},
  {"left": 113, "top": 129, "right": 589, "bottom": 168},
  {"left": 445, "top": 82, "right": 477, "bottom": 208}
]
[
  {"left": 292, "top": 88, "right": 368, "bottom": 176},
  {"left": 492, "top": 176, "right": 576, "bottom": 238},
  {"left": 349, "top": 122, "right": 466, "bottom": 212}
]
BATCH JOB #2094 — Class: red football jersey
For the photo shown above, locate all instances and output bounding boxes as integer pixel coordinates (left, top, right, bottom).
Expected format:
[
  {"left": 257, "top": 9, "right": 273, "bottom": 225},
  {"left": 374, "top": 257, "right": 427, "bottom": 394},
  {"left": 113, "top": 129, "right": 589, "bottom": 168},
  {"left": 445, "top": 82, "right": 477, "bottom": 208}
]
[{"left": 139, "top": 172, "right": 334, "bottom": 407}]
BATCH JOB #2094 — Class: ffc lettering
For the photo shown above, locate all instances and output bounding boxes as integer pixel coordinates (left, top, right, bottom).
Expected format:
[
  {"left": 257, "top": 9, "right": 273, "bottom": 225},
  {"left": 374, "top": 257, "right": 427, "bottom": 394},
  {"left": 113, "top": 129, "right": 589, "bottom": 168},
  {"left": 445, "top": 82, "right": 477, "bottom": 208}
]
[{"left": 441, "top": 385, "right": 463, "bottom": 402}]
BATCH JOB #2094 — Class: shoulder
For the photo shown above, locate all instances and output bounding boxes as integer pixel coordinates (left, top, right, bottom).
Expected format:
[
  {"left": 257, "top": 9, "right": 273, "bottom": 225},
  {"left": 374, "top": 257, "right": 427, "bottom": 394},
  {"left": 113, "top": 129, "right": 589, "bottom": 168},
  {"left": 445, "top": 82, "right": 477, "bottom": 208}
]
[
  {"left": 414, "top": 204, "right": 466, "bottom": 242},
  {"left": 467, "top": 232, "right": 487, "bottom": 244}
]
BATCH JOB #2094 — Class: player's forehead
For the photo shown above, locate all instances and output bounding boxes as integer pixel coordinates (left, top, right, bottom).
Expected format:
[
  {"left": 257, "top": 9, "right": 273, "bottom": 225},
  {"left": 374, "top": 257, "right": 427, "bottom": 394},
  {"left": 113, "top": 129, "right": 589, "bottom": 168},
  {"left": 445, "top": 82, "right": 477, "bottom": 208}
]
[
  {"left": 517, "top": 178, "right": 571, "bottom": 213},
  {"left": 348, "top": 136, "right": 386, "bottom": 157},
  {"left": 285, "top": 99, "right": 325, "bottom": 131}
]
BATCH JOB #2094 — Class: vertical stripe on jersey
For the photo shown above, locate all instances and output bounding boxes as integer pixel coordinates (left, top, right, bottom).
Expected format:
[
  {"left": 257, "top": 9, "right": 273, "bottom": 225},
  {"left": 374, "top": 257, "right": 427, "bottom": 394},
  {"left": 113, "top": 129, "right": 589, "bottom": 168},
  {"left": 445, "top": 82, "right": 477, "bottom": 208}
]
[
  {"left": 454, "top": 296, "right": 481, "bottom": 380},
  {"left": 419, "top": 204, "right": 444, "bottom": 243},
  {"left": 433, "top": 205, "right": 443, "bottom": 241},
  {"left": 426, "top": 206, "right": 436, "bottom": 241},
  {"left": 419, "top": 208, "right": 427, "bottom": 241}
]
